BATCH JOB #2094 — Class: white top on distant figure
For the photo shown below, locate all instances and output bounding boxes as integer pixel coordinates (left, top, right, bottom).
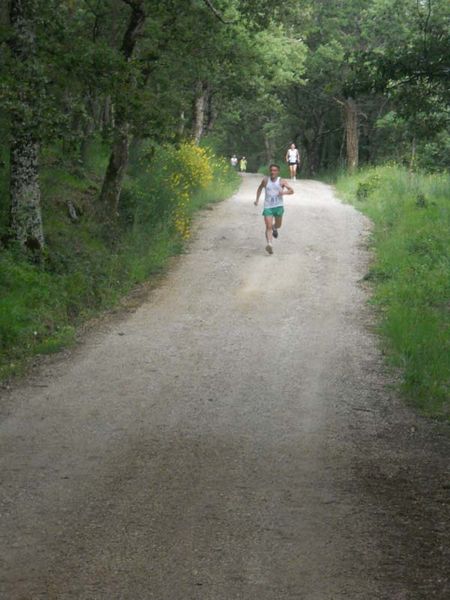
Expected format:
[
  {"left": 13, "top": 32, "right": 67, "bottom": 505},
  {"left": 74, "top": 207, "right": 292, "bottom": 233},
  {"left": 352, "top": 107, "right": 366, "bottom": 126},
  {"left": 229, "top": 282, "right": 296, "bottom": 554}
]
[{"left": 286, "top": 144, "right": 300, "bottom": 164}]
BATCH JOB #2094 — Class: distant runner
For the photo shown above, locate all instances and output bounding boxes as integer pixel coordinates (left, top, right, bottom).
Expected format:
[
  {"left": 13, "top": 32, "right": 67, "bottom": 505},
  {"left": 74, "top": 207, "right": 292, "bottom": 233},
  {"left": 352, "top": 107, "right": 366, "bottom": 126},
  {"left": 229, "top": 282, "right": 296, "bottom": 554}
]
[
  {"left": 255, "top": 164, "right": 294, "bottom": 255},
  {"left": 285, "top": 143, "right": 300, "bottom": 180},
  {"left": 239, "top": 156, "right": 247, "bottom": 172},
  {"left": 230, "top": 154, "right": 238, "bottom": 169}
]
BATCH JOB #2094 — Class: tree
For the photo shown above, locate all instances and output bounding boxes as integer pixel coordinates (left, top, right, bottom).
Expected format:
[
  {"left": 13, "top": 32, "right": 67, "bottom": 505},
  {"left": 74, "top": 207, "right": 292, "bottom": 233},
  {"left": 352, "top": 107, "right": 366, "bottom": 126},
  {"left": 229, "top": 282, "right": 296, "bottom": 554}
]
[
  {"left": 99, "top": 0, "right": 146, "bottom": 214},
  {"left": 7, "top": 0, "right": 44, "bottom": 250}
]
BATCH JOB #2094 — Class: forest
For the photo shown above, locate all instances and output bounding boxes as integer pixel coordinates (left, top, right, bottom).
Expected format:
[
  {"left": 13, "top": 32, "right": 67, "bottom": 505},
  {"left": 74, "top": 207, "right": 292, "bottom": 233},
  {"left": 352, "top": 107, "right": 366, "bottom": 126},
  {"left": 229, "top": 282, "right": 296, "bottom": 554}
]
[{"left": 0, "top": 0, "right": 449, "bottom": 413}]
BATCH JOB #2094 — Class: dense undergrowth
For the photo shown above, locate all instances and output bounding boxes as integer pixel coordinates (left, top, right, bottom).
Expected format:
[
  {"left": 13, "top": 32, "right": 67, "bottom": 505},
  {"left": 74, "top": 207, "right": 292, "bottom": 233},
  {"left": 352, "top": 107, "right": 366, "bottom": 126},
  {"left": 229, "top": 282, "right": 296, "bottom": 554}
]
[
  {"left": 337, "top": 166, "right": 449, "bottom": 418},
  {"left": 0, "top": 142, "right": 238, "bottom": 379}
]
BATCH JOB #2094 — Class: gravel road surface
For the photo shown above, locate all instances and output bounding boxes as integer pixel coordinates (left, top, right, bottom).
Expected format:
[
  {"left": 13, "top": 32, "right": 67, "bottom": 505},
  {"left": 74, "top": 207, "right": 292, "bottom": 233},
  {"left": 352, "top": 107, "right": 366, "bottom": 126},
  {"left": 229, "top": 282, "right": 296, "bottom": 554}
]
[{"left": 1, "top": 175, "right": 449, "bottom": 599}]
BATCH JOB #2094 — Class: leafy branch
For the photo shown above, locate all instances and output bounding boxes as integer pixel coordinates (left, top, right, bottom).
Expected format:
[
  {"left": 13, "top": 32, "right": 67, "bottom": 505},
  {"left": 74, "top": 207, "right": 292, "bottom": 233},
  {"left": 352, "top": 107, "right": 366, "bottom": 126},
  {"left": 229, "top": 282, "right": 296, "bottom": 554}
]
[{"left": 201, "top": 0, "right": 234, "bottom": 24}]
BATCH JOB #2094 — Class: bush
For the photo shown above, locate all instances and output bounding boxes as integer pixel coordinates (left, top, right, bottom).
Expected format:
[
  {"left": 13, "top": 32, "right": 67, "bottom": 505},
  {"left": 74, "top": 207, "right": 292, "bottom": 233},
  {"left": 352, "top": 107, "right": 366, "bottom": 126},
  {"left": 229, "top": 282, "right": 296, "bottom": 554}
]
[
  {"left": 126, "top": 142, "right": 235, "bottom": 239},
  {"left": 417, "top": 131, "right": 450, "bottom": 173},
  {"left": 356, "top": 173, "right": 381, "bottom": 201}
]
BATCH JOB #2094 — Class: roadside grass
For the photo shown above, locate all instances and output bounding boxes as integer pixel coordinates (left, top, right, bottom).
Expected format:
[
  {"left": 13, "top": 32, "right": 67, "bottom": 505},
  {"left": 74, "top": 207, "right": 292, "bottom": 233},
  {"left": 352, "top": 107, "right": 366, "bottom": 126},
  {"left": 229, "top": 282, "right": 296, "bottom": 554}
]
[
  {"left": 336, "top": 166, "right": 450, "bottom": 418},
  {"left": 0, "top": 143, "right": 239, "bottom": 380}
]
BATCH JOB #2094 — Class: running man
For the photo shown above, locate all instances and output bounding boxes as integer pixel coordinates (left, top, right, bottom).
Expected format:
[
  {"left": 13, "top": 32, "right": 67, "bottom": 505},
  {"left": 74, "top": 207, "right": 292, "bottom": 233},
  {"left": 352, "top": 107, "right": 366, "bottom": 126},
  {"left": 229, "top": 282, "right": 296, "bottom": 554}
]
[
  {"left": 254, "top": 164, "right": 294, "bottom": 255},
  {"left": 239, "top": 156, "right": 247, "bottom": 172},
  {"left": 285, "top": 143, "right": 300, "bottom": 180}
]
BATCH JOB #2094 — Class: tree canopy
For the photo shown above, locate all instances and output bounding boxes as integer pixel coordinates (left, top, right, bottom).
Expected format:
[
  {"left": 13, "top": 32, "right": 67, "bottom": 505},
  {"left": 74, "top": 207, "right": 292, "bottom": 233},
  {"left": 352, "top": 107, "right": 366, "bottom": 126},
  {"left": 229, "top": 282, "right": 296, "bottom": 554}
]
[{"left": 0, "top": 0, "right": 449, "bottom": 247}]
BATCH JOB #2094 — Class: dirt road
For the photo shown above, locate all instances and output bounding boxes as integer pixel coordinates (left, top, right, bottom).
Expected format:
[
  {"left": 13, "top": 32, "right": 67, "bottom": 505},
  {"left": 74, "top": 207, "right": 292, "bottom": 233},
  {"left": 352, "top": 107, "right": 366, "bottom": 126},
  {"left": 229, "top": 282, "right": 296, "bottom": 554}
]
[{"left": 1, "top": 175, "right": 449, "bottom": 599}]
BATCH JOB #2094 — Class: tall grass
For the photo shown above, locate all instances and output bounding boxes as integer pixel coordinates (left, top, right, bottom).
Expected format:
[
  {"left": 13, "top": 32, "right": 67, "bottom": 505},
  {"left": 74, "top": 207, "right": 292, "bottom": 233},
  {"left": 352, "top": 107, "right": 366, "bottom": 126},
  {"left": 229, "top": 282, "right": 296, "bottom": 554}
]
[
  {"left": 0, "top": 143, "right": 239, "bottom": 379},
  {"left": 337, "top": 166, "right": 450, "bottom": 418}
]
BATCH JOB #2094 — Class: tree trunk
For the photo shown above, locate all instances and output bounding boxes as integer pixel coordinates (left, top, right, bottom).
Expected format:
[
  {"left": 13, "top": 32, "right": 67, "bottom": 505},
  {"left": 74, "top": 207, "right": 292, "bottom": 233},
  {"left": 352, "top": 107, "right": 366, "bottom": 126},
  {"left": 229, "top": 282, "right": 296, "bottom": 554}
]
[
  {"left": 102, "top": 96, "right": 113, "bottom": 132},
  {"left": 178, "top": 110, "right": 186, "bottom": 137},
  {"left": 302, "top": 128, "right": 314, "bottom": 175},
  {"left": 320, "top": 131, "right": 331, "bottom": 172},
  {"left": 264, "top": 134, "right": 274, "bottom": 164},
  {"left": 309, "top": 118, "right": 325, "bottom": 175},
  {"left": 8, "top": 0, "right": 44, "bottom": 251},
  {"left": 344, "top": 97, "right": 359, "bottom": 172},
  {"left": 99, "top": 123, "right": 130, "bottom": 215},
  {"left": 193, "top": 81, "right": 209, "bottom": 144},
  {"left": 10, "top": 132, "right": 44, "bottom": 250},
  {"left": 206, "top": 93, "right": 217, "bottom": 132},
  {"left": 80, "top": 94, "right": 98, "bottom": 165},
  {"left": 409, "top": 135, "right": 416, "bottom": 173},
  {"left": 99, "top": 0, "right": 146, "bottom": 212}
]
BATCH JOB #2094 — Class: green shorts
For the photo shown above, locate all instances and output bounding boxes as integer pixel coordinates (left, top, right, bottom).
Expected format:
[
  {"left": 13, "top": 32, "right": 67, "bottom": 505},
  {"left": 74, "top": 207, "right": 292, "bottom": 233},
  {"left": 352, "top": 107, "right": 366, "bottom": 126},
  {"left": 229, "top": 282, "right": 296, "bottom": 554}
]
[{"left": 263, "top": 206, "right": 284, "bottom": 217}]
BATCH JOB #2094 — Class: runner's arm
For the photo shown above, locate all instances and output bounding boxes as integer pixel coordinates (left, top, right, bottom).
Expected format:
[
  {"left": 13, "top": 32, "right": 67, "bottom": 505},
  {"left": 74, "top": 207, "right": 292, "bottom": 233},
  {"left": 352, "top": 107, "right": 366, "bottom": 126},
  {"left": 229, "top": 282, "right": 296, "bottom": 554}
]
[
  {"left": 280, "top": 180, "right": 294, "bottom": 195},
  {"left": 254, "top": 178, "right": 266, "bottom": 205}
]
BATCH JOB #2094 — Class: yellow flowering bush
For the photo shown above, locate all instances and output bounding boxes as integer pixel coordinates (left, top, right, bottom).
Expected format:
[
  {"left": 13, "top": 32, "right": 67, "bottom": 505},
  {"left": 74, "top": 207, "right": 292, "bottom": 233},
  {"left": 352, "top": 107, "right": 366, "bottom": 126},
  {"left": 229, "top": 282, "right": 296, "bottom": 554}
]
[
  {"left": 166, "top": 142, "right": 214, "bottom": 239},
  {"left": 175, "top": 142, "right": 214, "bottom": 191},
  {"left": 132, "top": 141, "right": 237, "bottom": 242}
]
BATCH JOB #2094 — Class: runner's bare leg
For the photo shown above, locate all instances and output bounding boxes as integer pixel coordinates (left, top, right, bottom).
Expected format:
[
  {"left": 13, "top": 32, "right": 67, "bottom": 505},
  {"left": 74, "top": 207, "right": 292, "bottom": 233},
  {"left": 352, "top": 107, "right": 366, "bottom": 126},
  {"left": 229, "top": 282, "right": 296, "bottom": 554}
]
[
  {"left": 274, "top": 215, "right": 283, "bottom": 230},
  {"left": 265, "top": 216, "right": 274, "bottom": 244}
]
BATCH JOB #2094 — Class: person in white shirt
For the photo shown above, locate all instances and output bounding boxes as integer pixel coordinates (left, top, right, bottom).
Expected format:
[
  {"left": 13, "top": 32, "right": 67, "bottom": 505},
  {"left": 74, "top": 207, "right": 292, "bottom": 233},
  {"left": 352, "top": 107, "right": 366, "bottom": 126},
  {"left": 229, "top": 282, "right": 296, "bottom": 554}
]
[
  {"left": 285, "top": 143, "right": 300, "bottom": 180},
  {"left": 254, "top": 164, "right": 294, "bottom": 255}
]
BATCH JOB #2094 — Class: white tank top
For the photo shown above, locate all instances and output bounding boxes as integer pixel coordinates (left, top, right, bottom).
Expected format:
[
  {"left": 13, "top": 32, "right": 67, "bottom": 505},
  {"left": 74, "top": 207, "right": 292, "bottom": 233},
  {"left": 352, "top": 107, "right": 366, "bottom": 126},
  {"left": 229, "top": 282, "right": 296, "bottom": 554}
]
[
  {"left": 264, "top": 177, "right": 283, "bottom": 209},
  {"left": 287, "top": 148, "right": 299, "bottom": 162}
]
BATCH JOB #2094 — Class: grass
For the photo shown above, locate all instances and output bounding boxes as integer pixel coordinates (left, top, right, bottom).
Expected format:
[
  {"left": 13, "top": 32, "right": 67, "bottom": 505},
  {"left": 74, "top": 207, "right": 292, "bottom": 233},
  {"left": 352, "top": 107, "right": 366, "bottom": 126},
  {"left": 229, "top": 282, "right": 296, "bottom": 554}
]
[
  {"left": 0, "top": 142, "right": 239, "bottom": 380},
  {"left": 336, "top": 166, "right": 450, "bottom": 418}
]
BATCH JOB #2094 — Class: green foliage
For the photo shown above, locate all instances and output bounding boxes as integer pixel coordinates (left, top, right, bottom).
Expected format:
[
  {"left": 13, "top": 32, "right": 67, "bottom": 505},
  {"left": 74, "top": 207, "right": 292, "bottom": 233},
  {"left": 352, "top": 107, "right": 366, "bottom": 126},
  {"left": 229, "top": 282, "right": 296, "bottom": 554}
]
[
  {"left": 337, "top": 166, "right": 450, "bottom": 418},
  {"left": 350, "top": 0, "right": 450, "bottom": 167},
  {"left": 356, "top": 173, "right": 381, "bottom": 201},
  {"left": 0, "top": 143, "right": 239, "bottom": 379},
  {"left": 2, "top": 0, "right": 448, "bottom": 182},
  {"left": 417, "top": 131, "right": 450, "bottom": 173}
]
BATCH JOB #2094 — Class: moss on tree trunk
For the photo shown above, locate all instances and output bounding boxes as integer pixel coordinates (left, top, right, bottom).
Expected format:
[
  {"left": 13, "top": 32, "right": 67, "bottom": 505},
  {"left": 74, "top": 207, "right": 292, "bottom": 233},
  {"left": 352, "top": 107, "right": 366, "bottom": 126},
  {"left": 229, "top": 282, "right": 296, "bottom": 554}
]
[{"left": 8, "top": 0, "right": 44, "bottom": 251}]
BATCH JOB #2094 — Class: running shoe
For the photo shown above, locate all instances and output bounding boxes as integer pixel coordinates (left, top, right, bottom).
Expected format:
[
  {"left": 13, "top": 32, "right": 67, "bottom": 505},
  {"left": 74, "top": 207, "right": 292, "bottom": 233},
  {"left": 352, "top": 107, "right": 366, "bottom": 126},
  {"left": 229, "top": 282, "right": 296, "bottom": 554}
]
[
  {"left": 272, "top": 227, "right": 278, "bottom": 239},
  {"left": 265, "top": 243, "right": 273, "bottom": 255}
]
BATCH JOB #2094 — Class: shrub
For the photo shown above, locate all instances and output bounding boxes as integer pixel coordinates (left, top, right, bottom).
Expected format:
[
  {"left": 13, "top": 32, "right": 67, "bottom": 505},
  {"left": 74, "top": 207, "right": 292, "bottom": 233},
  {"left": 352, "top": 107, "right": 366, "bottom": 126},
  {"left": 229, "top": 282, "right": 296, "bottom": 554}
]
[{"left": 356, "top": 173, "right": 381, "bottom": 201}]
